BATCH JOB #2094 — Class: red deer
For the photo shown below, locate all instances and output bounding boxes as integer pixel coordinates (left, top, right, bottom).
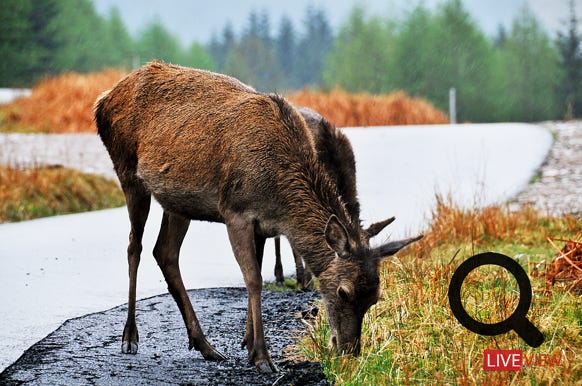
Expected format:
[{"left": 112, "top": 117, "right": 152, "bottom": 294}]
[
  {"left": 273, "top": 106, "right": 395, "bottom": 289},
  {"left": 94, "top": 61, "right": 421, "bottom": 373}
]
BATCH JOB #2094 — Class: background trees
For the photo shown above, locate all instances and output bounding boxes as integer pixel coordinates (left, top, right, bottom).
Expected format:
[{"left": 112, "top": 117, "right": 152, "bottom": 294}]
[
  {"left": 556, "top": 0, "right": 582, "bottom": 119},
  {"left": 0, "top": 0, "right": 580, "bottom": 122},
  {"left": 497, "top": 6, "right": 562, "bottom": 121},
  {"left": 324, "top": 6, "right": 395, "bottom": 93}
]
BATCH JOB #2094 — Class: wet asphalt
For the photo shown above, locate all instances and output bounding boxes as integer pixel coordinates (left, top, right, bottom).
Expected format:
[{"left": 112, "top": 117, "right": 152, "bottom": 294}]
[{"left": 0, "top": 288, "right": 328, "bottom": 385}]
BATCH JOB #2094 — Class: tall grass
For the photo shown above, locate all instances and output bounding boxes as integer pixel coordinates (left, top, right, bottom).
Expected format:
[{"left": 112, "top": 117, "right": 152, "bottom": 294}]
[
  {"left": 0, "top": 165, "right": 125, "bottom": 222},
  {"left": 1, "top": 70, "right": 448, "bottom": 134},
  {"left": 298, "top": 198, "right": 581, "bottom": 384},
  {"left": 286, "top": 87, "right": 449, "bottom": 127},
  {"left": 0, "top": 70, "right": 125, "bottom": 133}
]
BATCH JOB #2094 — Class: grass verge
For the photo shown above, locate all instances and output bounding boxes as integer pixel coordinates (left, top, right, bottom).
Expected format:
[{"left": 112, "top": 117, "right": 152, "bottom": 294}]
[
  {"left": 0, "top": 165, "right": 125, "bottom": 222},
  {"left": 297, "top": 196, "right": 581, "bottom": 384}
]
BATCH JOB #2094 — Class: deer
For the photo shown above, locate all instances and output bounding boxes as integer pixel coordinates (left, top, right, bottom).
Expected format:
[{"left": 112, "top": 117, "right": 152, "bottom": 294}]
[
  {"left": 94, "top": 61, "right": 422, "bottom": 373},
  {"left": 273, "top": 106, "right": 395, "bottom": 289}
]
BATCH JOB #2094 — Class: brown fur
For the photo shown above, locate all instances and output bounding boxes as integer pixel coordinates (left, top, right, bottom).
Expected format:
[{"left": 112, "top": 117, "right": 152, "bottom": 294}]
[
  {"left": 273, "top": 107, "right": 395, "bottom": 288},
  {"left": 95, "top": 61, "right": 421, "bottom": 373}
]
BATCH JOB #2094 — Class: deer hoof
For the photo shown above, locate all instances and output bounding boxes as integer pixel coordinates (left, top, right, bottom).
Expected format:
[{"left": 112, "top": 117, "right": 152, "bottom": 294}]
[
  {"left": 191, "top": 337, "right": 227, "bottom": 361},
  {"left": 255, "top": 358, "right": 278, "bottom": 374},
  {"left": 121, "top": 341, "right": 138, "bottom": 354},
  {"left": 200, "top": 340, "right": 227, "bottom": 361},
  {"left": 202, "top": 347, "right": 227, "bottom": 361}
]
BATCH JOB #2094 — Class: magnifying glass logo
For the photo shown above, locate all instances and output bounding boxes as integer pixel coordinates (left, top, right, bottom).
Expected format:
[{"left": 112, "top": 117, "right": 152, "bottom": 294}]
[{"left": 448, "top": 252, "right": 544, "bottom": 347}]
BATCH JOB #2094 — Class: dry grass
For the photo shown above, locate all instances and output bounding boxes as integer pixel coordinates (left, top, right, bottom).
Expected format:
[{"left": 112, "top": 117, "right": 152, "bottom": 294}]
[
  {"left": 1, "top": 70, "right": 448, "bottom": 134},
  {"left": 537, "top": 238, "right": 582, "bottom": 294},
  {"left": 298, "top": 198, "right": 581, "bottom": 385},
  {"left": 0, "top": 70, "right": 125, "bottom": 133},
  {"left": 0, "top": 165, "right": 125, "bottom": 222},
  {"left": 408, "top": 195, "right": 581, "bottom": 259},
  {"left": 286, "top": 87, "right": 449, "bottom": 127}
]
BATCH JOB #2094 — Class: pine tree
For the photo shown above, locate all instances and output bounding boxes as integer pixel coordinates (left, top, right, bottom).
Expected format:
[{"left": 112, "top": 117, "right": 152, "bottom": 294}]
[
  {"left": 499, "top": 4, "right": 561, "bottom": 121},
  {"left": 136, "top": 17, "right": 182, "bottom": 64},
  {"left": 104, "top": 7, "right": 134, "bottom": 69},
  {"left": 208, "top": 23, "right": 235, "bottom": 72},
  {"left": 276, "top": 15, "right": 297, "bottom": 89},
  {"left": 296, "top": 7, "right": 333, "bottom": 87},
  {"left": 224, "top": 9, "right": 282, "bottom": 91},
  {"left": 557, "top": 0, "right": 582, "bottom": 118},
  {"left": 323, "top": 6, "right": 393, "bottom": 93},
  {"left": 0, "top": 0, "right": 37, "bottom": 86}
]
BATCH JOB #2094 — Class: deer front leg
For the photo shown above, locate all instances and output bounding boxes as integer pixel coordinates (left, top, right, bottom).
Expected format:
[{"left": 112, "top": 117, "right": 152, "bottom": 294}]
[
  {"left": 153, "top": 211, "right": 226, "bottom": 361},
  {"left": 225, "top": 215, "right": 277, "bottom": 373}
]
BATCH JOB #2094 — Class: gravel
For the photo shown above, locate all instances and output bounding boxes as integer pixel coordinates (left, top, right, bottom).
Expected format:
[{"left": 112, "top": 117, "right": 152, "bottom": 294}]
[{"left": 512, "top": 121, "right": 582, "bottom": 218}]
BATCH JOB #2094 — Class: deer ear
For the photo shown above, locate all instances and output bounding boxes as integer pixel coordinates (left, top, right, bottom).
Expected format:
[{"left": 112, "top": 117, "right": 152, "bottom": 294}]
[{"left": 325, "top": 215, "right": 350, "bottom": 258}]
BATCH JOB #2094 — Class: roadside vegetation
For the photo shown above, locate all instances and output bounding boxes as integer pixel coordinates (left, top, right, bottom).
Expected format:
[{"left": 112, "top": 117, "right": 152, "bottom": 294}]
[
  {"left": 0, "top": 165, "right": 125, "bottom": 222},
  {"left": 286, "top": 88, "right": 448, "bottom": 127},
  {"left": 297, "top": 198, "right": 581, "bottom": 384},
  {"left": 0, "top": 69, "right": 449, "bottom": 135},
  {"left": 0, "top": 70, "right": 125, "bottom": 134}
]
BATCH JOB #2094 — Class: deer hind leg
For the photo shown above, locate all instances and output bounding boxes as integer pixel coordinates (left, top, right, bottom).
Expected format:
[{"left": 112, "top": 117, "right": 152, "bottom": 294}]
[
  {"left": 290, "top": 248, "right": 314, "bottom": 290},
  {"left": 273, "top": 236, "right": 285, "bottom": 286},
  {"left": 121, "top": 180, "right": 151, "bottom": 354},
  {"left": 225, "top": 215, "right": 276, "bottom": 373},
  {"left": 153, "top": 211, "right": 226, "bottom": 361},
  {"left": 243, "top": 233, "right": 266, "bottom": 352},
  {"left": 302, "top": 264, "right": 314, "bottom": 290}
]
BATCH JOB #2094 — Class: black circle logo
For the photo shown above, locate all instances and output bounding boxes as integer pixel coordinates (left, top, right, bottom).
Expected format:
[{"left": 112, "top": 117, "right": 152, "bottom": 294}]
[{"left": 448, "top": 252, "right": 544, "bottom": 347}]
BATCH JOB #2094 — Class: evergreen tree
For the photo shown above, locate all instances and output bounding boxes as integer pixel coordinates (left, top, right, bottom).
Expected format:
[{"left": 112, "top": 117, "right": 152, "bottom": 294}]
[
  {"left": 494, "top": 24, "right": 508, "bottom": 48},
  {"left": 46, "top": 0, "right": 111, "bottom": 73},
  {"left": 276, "top": 15, "right": 297, "bottom": 89},
  {"left": 28, "top": 0, "right": 60, "bottom": 76},
  {"left": 209, "top": 23, "right": 235, "bottom": 72},
  {"left": 324, "top": 6, "right": 394, "bottom": 93},
  {"left": 104, "top": 7, "right": 134, "bottom": 69},
  {"left": 392, "top": 5, "right": 438, "bottom": 98},
  {"left": 296, "top": 7, "right": 333, "bottom": 87},
  {"left": 499, "top": 5, "right": 561, "bottom": 121},
  {"left": 224, "top": 10, "right": 282, "bottom": 91},
  {"left": 136, "top": 17, "right": 182, "bottom": 64},
  {"left": 0, "top": 0, "right": 37, "bottom": 86},
  {"left": 414, "top": 0, "right": 497, "bottom": 121},
  {"left": 557, "top": 0, "right": 582, "bottom": 118},
  {"left": 184, "top": 41, "right": 215, "bottom": 70}
]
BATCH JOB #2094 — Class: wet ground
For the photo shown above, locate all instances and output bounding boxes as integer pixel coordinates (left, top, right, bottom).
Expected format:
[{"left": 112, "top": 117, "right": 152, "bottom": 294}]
[{"left": 0, "top": 288, "right": 328, "bottom": 385}]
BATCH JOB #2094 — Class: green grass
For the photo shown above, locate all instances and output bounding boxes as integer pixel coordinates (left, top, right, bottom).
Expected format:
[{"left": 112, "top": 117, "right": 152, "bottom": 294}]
[
  {"left": 0, "top": 165, "right": 126, "bottom": 222},
  {"left": 264, "top": 277, "right": 301, "bottom": 291},
  {"left": 297, "top": 198, "right": 581, "bottom": 384}
]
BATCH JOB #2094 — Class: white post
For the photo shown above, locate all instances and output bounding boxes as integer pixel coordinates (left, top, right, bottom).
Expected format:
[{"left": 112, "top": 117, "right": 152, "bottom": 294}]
[{"left": 449, "top": 87, "right": 457, "bottom": 124}]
